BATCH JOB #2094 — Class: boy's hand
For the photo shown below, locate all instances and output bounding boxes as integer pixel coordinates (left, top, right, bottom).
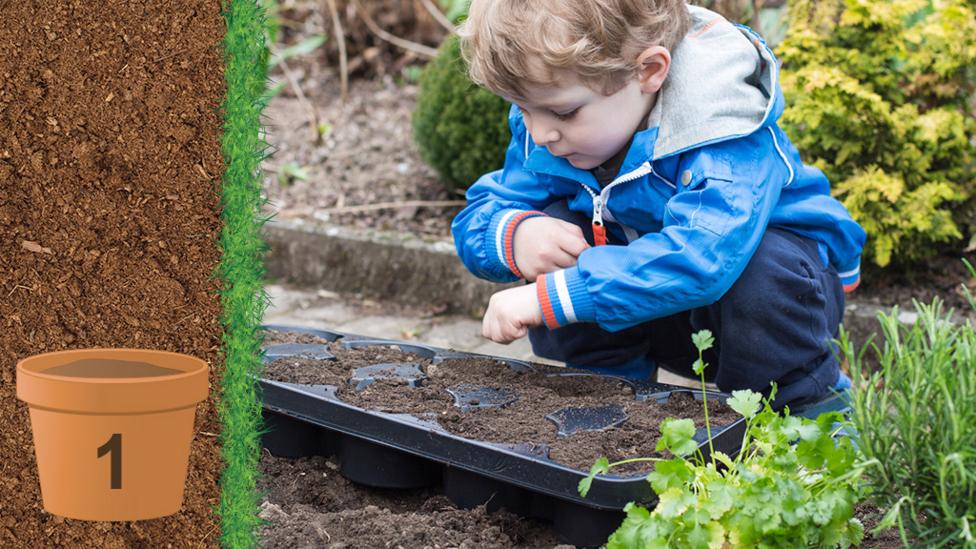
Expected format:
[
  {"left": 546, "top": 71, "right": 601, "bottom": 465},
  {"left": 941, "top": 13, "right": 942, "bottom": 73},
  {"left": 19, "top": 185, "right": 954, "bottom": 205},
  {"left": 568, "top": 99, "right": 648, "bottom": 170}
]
[
  {"left": 482, "top": 284, "right": 543, "bottom": 344},
  {"left": 513, "top": 217, "right": 589, "bottom": 281}
]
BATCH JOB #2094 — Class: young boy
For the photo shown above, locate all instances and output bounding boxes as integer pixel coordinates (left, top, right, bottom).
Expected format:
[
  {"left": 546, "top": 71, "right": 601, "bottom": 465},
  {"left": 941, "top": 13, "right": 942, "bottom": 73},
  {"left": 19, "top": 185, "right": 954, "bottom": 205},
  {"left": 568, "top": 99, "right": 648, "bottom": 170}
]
[{"left": 451, "top": 0, "right": 866, "bottom": 411}]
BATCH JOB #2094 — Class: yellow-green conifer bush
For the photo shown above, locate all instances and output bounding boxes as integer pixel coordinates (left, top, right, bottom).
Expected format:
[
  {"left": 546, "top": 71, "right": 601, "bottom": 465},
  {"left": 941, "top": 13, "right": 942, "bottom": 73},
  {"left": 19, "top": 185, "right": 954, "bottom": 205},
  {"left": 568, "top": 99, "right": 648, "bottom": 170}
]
[{"left": 777, "top": 0, "right": 976, "bottom": 267}]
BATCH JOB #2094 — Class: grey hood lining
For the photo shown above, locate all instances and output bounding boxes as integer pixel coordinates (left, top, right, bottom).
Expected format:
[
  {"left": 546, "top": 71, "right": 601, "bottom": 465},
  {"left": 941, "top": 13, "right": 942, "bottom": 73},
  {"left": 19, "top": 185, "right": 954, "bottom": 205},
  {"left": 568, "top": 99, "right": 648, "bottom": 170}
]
[{"left": 649, "top": 5, "right": 778, "bottom": 160}]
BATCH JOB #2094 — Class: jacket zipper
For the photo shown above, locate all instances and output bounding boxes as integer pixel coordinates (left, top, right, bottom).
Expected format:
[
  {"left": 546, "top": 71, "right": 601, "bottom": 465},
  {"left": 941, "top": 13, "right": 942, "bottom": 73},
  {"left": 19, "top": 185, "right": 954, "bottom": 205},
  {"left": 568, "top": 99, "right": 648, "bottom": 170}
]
[{"left": 580, "top": 161, "right": 654, "bottom": 245}]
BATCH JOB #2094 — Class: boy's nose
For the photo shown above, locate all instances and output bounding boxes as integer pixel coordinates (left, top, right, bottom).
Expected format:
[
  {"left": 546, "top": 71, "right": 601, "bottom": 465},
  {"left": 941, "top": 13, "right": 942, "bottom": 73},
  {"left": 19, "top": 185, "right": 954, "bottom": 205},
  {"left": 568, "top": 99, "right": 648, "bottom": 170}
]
[{"left": 530, "top": 125, "right": 561, "bottom": 147}]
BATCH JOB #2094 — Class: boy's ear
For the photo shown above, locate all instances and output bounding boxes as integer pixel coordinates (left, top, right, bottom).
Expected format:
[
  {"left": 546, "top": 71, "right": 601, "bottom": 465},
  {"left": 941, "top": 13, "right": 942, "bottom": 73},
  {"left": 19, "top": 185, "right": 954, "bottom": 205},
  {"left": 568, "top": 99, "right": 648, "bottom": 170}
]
[{"left": 637, "top": 46, "right": 671, "bottom": 95}]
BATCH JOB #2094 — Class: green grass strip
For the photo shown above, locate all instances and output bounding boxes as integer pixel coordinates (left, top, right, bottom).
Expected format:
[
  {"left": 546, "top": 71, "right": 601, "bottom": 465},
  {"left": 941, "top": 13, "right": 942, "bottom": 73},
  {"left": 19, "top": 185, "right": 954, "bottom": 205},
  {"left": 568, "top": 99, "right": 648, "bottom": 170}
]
[{"left": 217, "top": 0, "right": 274, "bottom": 546}]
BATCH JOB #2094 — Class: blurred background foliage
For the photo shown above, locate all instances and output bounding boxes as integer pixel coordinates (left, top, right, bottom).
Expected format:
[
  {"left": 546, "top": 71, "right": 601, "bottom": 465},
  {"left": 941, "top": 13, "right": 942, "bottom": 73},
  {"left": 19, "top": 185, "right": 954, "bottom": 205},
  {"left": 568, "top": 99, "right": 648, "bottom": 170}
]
[
  {"left": 267, "top": 0, "right": 974, "bottom": 270},
  {"left": 409, "top": 0, "right": 975, "bottom": 269},
  {"left": 412, "top": 34, "right": 510, "bottom": 192},
  {"left": 778, "top": 0, "right": 976, "bottom": 267}
]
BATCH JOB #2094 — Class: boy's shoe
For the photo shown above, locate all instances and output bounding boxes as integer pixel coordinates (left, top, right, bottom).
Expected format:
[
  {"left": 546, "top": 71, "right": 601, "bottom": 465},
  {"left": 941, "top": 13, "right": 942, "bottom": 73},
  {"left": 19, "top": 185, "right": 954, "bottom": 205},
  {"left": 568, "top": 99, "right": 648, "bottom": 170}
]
[
  {"left": 794, "top": 371, "right": 853, "bottom": 420},
  {"left": 565, "top": 356, "right": 657, "bottom": 382}
]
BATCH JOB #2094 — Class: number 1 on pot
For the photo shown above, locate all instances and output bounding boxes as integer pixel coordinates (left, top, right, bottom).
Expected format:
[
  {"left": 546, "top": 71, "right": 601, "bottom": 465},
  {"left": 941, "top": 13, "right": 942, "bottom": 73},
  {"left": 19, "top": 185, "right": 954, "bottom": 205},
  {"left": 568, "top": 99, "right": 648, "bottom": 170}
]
[{"left": 97, "top": 433, "right": 122, "bottom": 490}]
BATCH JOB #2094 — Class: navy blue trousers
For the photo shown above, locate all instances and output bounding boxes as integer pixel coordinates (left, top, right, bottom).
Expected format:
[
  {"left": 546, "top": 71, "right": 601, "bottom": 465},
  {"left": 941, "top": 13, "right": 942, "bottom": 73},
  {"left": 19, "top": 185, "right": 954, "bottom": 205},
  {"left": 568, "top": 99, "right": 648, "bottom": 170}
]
[{"left": 528, "top": 200, "right": 845, "bottom": 410}]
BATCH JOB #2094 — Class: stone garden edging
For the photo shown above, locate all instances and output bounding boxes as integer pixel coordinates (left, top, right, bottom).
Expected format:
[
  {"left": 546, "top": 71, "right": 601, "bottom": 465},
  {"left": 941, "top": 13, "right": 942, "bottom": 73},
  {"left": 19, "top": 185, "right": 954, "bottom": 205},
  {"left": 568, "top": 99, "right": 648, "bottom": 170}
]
[
  {"left": 263, "top": 218, "right": 518, "bottom": 318},
  {"left": 262, "top": 217, "right": 921, "bottom": 348}
]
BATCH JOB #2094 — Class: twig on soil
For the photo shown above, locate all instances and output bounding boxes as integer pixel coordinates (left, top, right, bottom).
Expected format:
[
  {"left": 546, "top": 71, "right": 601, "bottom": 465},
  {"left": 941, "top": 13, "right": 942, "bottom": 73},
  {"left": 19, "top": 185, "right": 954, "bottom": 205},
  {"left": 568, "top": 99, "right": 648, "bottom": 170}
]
[
  {"left": 420, "top": 0, "right": 457, "bottom": 34},
  {"left": 312, "top": 522, "right": 332, "bottom": 542},
  {"left": 175, "top": 312, "right": 196, "bottom": 326},
  {"left": 198, "top": 523, "right": 219, "bottom": 546},
  {"left": 750, "top": 0, "right": 764, "bottom": 35},
  {"left": 194, "top": 164, "right": 213, "bottom": 180},
  {"left": 275, "top": 16, "right": 306, "bottom": 29},
  {"left": 270, "top": 44, "right": 324, "bottom": 145},
  {"left": 152, "top": 41, "right": 218, "bottom": 64},
  {"left": 323, "top": 0, "right": 348, "bottom": 102},
  {"left": 6, "top": 284, "right": 33, "bottom": 298},
  {"left": 316, "top": 199, "right": 466, "bottom": 214},
  {"left": 350, "top": 0, "right": 439, "bottom": 59}
]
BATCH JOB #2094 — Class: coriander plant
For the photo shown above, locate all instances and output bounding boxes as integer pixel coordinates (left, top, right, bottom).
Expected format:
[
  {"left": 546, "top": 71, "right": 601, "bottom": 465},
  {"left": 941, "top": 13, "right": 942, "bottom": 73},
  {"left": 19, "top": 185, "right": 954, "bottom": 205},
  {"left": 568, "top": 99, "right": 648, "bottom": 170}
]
[{"left": 579, "top": 331, "right": 865, "bottom": 548}]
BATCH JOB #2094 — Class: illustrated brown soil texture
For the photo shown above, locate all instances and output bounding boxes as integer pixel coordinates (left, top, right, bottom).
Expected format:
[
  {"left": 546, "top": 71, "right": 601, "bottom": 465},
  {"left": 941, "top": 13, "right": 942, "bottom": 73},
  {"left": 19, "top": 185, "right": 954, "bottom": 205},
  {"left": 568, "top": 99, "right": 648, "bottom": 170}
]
[
  {"left": 257, "top": 452, "right": 568, "bottom": 549},
  {"left": 1, "top": 1, "right": 226, "bottom": 547},
  {"left": 262, "top": 329, "right": 740, "bottom": 474}
]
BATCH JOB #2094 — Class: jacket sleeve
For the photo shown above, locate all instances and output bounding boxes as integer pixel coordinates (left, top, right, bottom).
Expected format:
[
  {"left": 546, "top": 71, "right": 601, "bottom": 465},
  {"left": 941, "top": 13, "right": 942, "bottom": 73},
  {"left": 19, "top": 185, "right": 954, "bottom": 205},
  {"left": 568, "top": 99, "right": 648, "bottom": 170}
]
[
  {"left": 536, "top": 129, "right": 787, "bottom": 332},
  {"left": 451, "top": 105, "right": 557, "bottom": 282}
]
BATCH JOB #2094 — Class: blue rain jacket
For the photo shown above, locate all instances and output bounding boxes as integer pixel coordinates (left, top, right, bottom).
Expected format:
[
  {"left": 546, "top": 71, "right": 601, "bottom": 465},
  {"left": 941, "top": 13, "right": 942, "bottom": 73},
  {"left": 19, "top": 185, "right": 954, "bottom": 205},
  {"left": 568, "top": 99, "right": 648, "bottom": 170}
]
[{"left": 451, "top": 6, "right": 866, "bottom": 332}]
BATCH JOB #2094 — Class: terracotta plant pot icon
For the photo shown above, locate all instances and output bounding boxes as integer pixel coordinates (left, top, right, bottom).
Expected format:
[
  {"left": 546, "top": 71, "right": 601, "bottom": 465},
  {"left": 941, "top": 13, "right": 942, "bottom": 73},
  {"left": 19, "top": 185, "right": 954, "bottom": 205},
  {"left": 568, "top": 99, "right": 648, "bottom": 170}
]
[{"left": 16, "top": 348, "right": 209, "bottom": 521}]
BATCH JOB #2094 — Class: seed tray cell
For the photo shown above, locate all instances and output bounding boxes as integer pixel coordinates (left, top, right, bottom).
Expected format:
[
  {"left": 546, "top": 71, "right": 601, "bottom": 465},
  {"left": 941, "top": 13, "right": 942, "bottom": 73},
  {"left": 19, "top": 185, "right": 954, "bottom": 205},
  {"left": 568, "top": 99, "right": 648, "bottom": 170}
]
[{"left": 258, "top": 324, "right": 746, "bottom": 547}]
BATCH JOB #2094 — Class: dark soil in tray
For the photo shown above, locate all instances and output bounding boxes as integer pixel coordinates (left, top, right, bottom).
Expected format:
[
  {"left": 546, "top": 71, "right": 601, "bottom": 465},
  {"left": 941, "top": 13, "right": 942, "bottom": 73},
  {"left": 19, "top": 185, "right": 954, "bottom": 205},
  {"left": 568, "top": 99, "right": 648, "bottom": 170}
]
[
  {"left": 261, "top": 329, "right": 740, "bottom": 474},
  {"left": 258, "top": 452, "right": 567, "bottom": 549},
  {"left": 260, "top": 328, "right": 914, "bottom": 547}
]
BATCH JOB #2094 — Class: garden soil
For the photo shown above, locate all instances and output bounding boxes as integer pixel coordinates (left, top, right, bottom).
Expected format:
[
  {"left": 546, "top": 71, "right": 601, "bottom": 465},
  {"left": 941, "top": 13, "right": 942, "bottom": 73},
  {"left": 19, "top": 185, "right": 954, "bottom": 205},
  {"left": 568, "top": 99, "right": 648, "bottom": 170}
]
[
  {"left": 257, "top": 454, "right": 905, "bottom": 548},
  {"left": 258, "top": 452, "right": 568, "bottom": 549},
  {"left": 1, "top": 1, "right": 226, "bottom": 547},
  {"left": 259, "top": 329, "right": 908, "bottom": 547}
]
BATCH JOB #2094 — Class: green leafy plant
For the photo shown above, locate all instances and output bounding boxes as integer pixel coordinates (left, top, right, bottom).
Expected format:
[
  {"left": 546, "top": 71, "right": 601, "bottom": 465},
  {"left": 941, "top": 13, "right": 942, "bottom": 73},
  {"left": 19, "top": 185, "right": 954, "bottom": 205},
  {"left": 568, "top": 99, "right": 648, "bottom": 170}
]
[
  {"left": 777, "top": 0, "right": 976, "bottom": 267},
  {"left": 439, "top": 0, "right": 471, "bottom": 24},
  {"left": 579, "top": 331, "right": 865, "bottom": 548},
  {"left": 412, "top": 33, "right": 511, "bottom": 193},
  {"left": 276, "top": 161, "right": 309, "bottom": 187},
  {"left": 260, "top": 34, "right": 328, "bottom": 107},
  {"left": 840, "top": 273, "right": 976, "bottom": 547}
]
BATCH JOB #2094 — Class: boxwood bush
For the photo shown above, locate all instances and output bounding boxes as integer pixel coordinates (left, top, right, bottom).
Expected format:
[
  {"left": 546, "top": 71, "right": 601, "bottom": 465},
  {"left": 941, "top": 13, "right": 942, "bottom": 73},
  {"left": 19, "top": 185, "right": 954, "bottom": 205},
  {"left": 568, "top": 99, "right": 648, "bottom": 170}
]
[
  {"left": 777, "top": 0, "right": 976, "bottom": 267},
  {"left": 412, "top": 33, "right": 510, "bottom": 193}
]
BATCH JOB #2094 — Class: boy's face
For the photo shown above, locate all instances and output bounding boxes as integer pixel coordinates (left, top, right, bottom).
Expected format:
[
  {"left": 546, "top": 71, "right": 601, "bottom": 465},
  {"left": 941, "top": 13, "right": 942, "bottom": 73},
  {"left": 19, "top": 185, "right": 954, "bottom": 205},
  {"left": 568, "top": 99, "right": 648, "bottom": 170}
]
[{"left": 510, "top": 68, "right": 656, "bottom": 171}]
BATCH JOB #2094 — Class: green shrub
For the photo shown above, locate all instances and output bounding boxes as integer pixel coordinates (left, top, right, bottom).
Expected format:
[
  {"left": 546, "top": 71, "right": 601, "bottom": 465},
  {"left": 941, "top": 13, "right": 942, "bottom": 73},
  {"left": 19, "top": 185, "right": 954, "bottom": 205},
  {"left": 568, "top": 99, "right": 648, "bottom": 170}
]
[
  {"left": 412, "top": 34, "right": 511, "bottom": 193},
  {"left": 840, "top": 284, "right": 976, "bottom": 547},
  {"left": 580, "top": 331, "right": 866, "bottom": 549},
  {"left": 777, "top": 0, "right": 976, "bottom": 267}
]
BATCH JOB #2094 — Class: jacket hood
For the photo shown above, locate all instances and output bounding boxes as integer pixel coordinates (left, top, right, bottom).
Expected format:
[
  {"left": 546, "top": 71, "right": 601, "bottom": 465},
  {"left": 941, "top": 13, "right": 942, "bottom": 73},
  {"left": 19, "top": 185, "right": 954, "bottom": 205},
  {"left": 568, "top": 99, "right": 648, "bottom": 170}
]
[
  {"left": 649, "top": 5, "right": 783, "bottom": 160},
  {"left": 522, "top": 6, "right": 786, "bottom": 180}
]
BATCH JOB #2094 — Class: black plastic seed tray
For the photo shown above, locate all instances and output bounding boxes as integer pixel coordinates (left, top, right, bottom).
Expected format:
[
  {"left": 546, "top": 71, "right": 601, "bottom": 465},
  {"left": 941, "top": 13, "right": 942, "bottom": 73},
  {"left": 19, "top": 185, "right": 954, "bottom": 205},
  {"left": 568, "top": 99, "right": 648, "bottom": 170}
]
[{"left": 258, "top": 323, "right": 746, "bottom": 547}]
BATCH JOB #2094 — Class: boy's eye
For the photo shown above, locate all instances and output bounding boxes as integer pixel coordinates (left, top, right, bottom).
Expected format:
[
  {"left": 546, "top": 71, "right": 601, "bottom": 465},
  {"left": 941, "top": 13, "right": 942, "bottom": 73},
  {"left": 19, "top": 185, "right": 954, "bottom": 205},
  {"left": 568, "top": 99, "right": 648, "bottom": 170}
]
[{"left": 552, "top": 108, "right": 579, "bottom": 121}]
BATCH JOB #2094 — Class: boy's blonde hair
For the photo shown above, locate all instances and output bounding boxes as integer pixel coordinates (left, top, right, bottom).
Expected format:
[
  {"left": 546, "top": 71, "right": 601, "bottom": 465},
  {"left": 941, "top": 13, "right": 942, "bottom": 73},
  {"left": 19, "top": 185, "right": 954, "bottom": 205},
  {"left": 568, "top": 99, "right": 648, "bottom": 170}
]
[{"left": 457, "top": 0, "right": 692, "bottom": 101}]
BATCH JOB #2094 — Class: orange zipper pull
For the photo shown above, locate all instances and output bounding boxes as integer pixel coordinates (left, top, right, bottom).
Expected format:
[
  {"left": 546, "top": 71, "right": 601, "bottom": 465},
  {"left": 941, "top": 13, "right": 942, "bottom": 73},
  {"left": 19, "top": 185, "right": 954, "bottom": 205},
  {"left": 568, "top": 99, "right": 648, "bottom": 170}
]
[
  {"left": 592, "top": 196, "right": 607, "bottom": 246},
  {"left": 592, "top": 222, "right": 607, "bottom": 246}
]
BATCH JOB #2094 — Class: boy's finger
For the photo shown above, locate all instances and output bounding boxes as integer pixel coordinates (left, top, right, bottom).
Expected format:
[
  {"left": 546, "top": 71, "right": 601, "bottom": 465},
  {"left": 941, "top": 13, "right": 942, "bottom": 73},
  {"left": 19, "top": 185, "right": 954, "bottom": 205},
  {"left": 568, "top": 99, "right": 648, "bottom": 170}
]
[
  {"left": 559, "top": 233, "right": 590, "bottom": 257},
  {"left": 558, "top": 220, "right": 585, "bottom": 238},
  {"left": 510, "top": 317, "right": 525, "bottom": 339},
  {"left": 552, "top": 251, "right": 578, "bottom": 269},
  {"left": 512, "top": 325, "right": 527, "bottom": 341},
  {"left": 482, "top": 311, "right": 497, "bottom": 340},
  {"left": 562, "top": 223, "right": 589, "bottom": 244}
]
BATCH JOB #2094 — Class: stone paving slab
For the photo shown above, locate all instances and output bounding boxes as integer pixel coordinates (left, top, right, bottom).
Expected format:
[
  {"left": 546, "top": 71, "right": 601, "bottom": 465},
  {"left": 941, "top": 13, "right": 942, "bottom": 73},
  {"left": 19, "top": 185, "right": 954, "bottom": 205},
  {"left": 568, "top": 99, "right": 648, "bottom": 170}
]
[
  {"left": 263, "top": 284, "right": 539, "bottom": 360},
  {"left": 263, "top": 219, "right": 516, "bottom": 318},
  {"left": 262, "top": 283, "right": 699, "bottom": 388}
]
